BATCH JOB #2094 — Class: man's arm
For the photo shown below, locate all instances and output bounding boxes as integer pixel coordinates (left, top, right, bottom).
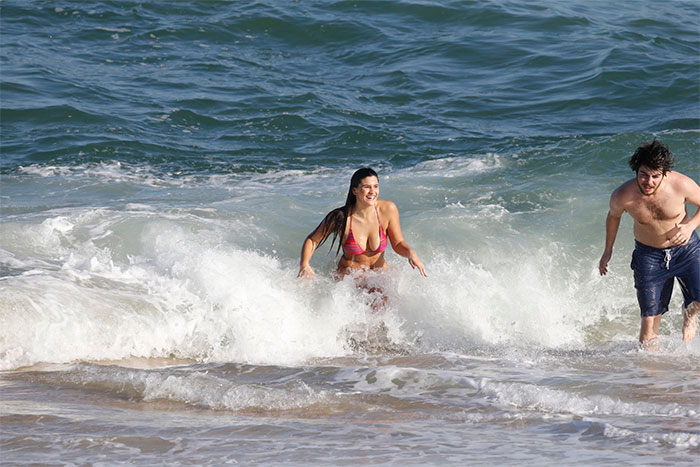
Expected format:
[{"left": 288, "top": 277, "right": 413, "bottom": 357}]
[
  {"left": 669, "top": 174, "right": 700, "bottom": 246},
  {"left": 599, "top": 190, "right": 625, "bottom": 276}
]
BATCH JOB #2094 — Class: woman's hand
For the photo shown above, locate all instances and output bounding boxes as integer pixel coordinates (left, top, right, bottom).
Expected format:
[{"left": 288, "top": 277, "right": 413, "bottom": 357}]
[
  {"left": 298, "top": 264, "right": 315, "bottom": 278},
  {"left": 408, "top": 252, "right": 427, "bottom": 277}
]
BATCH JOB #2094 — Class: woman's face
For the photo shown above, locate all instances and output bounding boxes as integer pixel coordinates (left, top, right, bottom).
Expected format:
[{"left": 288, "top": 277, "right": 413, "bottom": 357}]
[{"left": 352, "top": 175, "right": 379, "bottom": 206}]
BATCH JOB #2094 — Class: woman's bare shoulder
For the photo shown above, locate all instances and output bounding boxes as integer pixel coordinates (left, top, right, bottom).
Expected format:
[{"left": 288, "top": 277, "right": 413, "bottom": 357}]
[{"left": 378, "top": 199, "right": 398, "bottom": 213}]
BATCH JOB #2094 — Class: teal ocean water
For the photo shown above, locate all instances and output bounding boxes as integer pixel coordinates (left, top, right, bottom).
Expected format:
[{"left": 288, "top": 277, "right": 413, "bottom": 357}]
[{"left": 1, "top": 1, "right": 699, "bottom": 464}]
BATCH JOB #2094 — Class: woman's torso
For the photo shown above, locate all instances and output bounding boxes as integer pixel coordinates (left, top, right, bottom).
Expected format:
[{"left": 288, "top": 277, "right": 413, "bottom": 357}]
[{"left": 337, "top": 201, "right": 388, "bottom": 273}]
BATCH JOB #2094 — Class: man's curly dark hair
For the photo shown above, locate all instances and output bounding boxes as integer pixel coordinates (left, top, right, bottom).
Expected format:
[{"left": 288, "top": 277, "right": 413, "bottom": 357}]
[{"left": 628, "top": 139, "right": 674, "bottom": 174}]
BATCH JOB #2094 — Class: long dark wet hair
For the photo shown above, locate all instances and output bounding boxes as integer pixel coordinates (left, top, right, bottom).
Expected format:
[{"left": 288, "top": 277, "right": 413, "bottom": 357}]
[{"left": 313, "top": 167, "right": 378, "bottom": 256}]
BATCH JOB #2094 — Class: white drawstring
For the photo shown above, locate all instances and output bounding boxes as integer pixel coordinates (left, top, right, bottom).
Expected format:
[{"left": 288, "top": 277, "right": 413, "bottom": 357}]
[{"left": 663, "top": 249, "right": 672, "bottom": 270}]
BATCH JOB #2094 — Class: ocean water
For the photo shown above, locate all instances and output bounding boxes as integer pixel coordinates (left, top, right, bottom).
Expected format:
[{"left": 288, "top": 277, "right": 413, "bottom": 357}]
[{"left": 1, "top": 0, "right": 699, "bottom": 465}]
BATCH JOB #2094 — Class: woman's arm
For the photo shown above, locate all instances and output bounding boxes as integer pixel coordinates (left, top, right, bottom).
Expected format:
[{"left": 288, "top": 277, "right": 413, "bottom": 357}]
[
  {"left": 383, "top": 201, "right": 427, "bottom": 277},
  {"left": 298, "top": 210, "right": 339, "bottom": 278},
  {"left": 298, "top": 235, "right": 318, "bottom": 278}
]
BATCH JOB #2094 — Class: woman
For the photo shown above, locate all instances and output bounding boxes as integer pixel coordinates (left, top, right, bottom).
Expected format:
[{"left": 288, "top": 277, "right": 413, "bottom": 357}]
[{"left": 298, "top": 167, "right": 427, "bottom": 279}]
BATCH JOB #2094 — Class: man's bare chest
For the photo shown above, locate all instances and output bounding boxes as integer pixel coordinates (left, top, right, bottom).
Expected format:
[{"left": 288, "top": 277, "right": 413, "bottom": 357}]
[{"left": 628, "top": 194, "right": 684, "bottom": 224}]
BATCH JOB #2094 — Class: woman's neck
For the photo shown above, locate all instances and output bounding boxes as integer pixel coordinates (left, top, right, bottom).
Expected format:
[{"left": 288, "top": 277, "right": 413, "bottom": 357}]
[{"left": 351, "top": 202, "right": 376, "bottom": 218}]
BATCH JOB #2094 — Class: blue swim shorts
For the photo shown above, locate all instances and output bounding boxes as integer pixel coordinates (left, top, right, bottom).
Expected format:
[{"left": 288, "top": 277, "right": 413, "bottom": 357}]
[{"left": 631, "top": 231, "right": 700, "bottom": 317}]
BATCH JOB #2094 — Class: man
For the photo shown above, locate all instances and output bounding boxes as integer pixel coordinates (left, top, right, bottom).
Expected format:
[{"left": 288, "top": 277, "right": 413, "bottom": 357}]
[{"left": 599, "top": 140, "right": 700, "bottom": 346}]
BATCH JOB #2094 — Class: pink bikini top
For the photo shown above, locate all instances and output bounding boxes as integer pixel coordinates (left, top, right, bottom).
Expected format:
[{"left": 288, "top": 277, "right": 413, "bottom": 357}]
[{"left": 342, "top": 207, "right": 388, "bottom": 256}]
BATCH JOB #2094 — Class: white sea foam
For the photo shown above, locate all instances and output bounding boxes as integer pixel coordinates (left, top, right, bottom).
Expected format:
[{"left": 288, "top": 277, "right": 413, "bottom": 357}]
[
  {"left": 2, "top": 158, "right": 692, "bottom": 371},
  {"left": 483, "top": 379, "right": 696, "bottom": 418},
  {"left": 39, "top": 364, "right": 330, "bottom": 412},
  {"left": 409, "top": 154, "right": 504, "bottom": 178},
  {"left": 349, "top": 365, "right": 697, "bottom": 421},
  {"left": 140, "top": 372, "right": 328, "bottom": 411},
  {"left": 396, "top": 249, "right": 590, "bottom": 349},
  {"left": 18, "top": 165, "right": 73, "bottom": 177},
  {"left": 0, "top": 193, "right": 650, "bottom": 371},
  {"left": 603, "top": 424, "right": 699, "bottom": 448},
  {"left": 95, "top": 27, "right": 131, "bottom": 33},
  {"left": 14, "top": 162, "right": 339, "bottom": 198},
  {"left": 0, "top": 209, "right": 387, "bottom": 370},
  {"left": 18, "top": 162, "right": 186, "bottom": 188}
]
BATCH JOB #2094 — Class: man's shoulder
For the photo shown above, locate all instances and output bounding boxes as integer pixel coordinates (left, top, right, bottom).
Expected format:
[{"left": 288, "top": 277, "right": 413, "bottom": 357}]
[
  {"left": 608, "top": 179, "right": 641, "bottom": 214},
  {"left": 667, "top": 170, "right": 699, "bottom": 188},
  {"left": 611, "top": 178, "right": 637, "bottom": 200},
  {"left": 668, "top": 172, "right": 700, "bottom": 203}
]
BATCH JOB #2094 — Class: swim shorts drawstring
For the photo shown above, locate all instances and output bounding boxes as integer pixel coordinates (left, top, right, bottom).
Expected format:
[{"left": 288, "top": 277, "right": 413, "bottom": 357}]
[{"left": 663, "top": 248, "right": 672, "bottom": 270}]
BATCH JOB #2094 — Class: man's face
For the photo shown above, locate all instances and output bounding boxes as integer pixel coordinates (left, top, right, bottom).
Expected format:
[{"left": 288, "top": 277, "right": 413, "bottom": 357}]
[{"left": 636, "top": 165, "right": 665, "bottom": 196}]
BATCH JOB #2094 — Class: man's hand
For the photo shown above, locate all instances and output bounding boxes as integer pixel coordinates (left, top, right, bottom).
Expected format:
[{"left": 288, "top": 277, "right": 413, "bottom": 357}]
[
  {"left": 669, "top": 223, "right": 693, "bottom": 246},
  {"left": 599, "top": 250, "right": 612, "bottom": 276}
]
